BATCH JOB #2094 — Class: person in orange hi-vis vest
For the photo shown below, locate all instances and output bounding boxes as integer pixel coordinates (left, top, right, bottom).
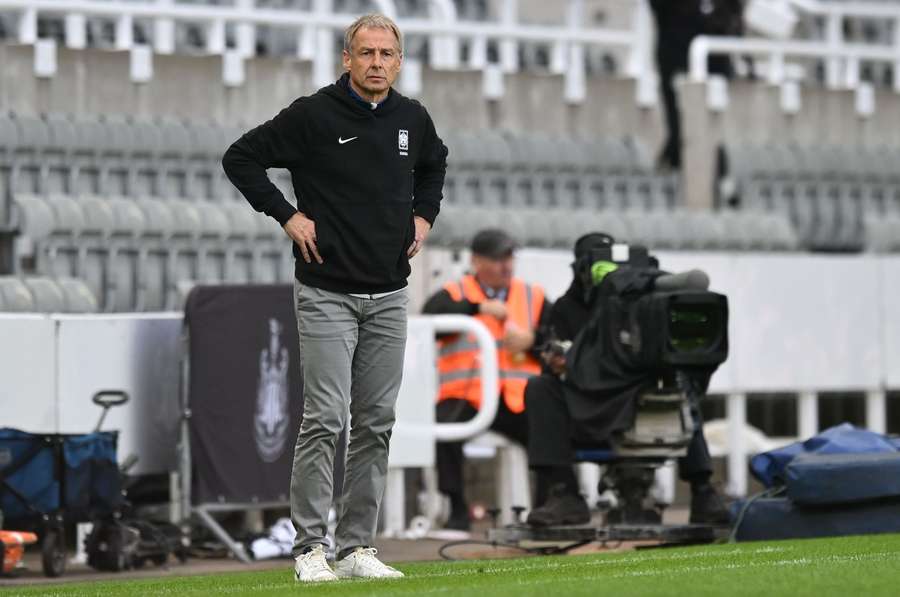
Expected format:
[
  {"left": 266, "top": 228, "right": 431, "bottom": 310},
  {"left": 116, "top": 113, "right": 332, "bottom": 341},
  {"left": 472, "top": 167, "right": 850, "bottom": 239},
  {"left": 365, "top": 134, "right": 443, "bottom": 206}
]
[{"left": 422, "top": 229, "right": 551, "bottom": 533}]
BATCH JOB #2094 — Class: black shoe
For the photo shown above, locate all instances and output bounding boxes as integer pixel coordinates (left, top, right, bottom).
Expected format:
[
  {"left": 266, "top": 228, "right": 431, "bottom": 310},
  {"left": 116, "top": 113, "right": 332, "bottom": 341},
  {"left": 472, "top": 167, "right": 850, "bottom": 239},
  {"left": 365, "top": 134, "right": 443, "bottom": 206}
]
[
  {"left": 444, "top": 509, "right": 471, "bottom": 532},
  {"left": 689, "top": 483, "right": 730, "bottom": 525},
  {"left": 527, "top": 484, "right": 590, "bottom": 527}
]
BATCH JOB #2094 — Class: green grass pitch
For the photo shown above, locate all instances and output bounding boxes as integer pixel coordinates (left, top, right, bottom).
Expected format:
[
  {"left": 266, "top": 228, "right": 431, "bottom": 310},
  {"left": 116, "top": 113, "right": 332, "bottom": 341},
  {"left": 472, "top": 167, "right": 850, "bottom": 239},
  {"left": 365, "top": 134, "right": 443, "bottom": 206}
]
[{"left": 16, "top": 534, "right": 900, "bottom": 597}]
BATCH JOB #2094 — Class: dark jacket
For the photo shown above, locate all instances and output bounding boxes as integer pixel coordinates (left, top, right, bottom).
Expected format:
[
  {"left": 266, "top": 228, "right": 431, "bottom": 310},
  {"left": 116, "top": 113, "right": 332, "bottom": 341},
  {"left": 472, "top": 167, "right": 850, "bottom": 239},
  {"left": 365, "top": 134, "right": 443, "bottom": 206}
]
[
  {"left": 543, "top": 274, "right": 641, "bottom": 445},
  {"left": 222, "top": 73, "right": 448, "bottom": 294}
]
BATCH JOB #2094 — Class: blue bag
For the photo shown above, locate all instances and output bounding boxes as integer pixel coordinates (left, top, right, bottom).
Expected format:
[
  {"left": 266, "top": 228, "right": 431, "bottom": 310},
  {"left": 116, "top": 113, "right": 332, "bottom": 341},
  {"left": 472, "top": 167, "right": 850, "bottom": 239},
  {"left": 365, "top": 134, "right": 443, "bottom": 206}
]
[{"left": 749, "top": 423, "right": 900, "bottom": 488}]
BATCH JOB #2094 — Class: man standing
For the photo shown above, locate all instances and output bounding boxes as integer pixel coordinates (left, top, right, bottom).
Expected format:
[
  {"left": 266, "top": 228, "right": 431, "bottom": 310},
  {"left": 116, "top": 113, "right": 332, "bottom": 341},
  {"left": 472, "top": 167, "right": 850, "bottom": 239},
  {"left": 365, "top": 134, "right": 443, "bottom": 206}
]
[
  {"left": 422, "top": 229, "right": 549, "bottom": 532},
  {"left": 222, "top": 14, "right": 447, "bottom": 582}
]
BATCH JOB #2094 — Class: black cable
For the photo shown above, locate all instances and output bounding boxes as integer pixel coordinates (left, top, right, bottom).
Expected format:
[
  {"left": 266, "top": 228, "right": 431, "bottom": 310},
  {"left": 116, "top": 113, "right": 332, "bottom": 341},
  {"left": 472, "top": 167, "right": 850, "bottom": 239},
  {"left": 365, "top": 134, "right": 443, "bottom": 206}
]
[
  {"left": 728, "top": 486, "right": 785, "bottom": 543},
  {"left": 438, "top": 539, "right": 535, "bottom": 561},
  {"left": 438, "top": 538, "right": 594, "bottom": 561}
]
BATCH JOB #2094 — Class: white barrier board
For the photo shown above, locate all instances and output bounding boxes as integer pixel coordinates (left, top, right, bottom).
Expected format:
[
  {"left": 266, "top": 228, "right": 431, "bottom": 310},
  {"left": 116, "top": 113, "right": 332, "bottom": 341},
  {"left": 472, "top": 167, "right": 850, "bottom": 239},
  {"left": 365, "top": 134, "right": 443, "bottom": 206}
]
[
  {"left": 389, "top": 317, "right": 438, "bottom": 468},
  {"left": 0, "top": 315, "right": 57, "bottom": 431}
]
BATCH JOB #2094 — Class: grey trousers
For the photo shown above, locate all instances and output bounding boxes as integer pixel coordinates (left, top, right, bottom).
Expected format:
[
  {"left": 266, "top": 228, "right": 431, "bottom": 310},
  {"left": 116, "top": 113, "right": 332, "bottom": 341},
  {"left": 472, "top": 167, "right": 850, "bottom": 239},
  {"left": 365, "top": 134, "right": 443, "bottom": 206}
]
[{"left": 290, "top": 280, "right": 408, "bottom": 556}]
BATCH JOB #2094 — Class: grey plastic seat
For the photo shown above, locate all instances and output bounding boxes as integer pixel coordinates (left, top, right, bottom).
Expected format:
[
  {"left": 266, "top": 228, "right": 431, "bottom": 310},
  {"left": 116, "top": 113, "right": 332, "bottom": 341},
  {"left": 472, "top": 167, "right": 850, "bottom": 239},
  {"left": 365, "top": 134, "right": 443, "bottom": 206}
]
[
  {"left": 135, "top": 199, "right": 176, "bottom": 311},
  {"left": 681, "top": 211, "right": 724, "bottom": 250},
  {"left": 0, "top": 277, "right": 34, "bottom": 312},
  {"left": 129, "top": 119, "right": 164, "bottom": 196},
  {"left": 10, "top": 114, "right": 52, "bottom": 195},
  {"left": 222, "top": 203, "right": 258, "bottom": 283},
  {"left": 102, "top": 197, "right": 148, "bottom": 311},
  {"left": 96, "top": 115, "right": 134, "bottom": 196},
  {"left": 158, "top": 118, "right": 193, "bottom": 197},
  {"left": 70, "top": 117, "right": 110, "bottom": 194},
  {"left": 186, "top": 122, "right": 227, "bottom": 198},
  {"left": 714, "top": 211, "right": 750, "bottom": 250},
  {"left": 865, "top": 215, "right": 900, "bottom": 252},
  {"left": 22, "top": 277, "right": 66, "bottom": 312},
  {"left": 164, "top": 199, "right": 207, "bottom": 306},
  {"left": 638, "top": 211, "right": 680, "bottom": 250},
  {"left": 73, "top": 196, "right": 116, "bottom": 309},
  {"left": 199, "top": 202, "right": 230, "bottom": 252},
  {"left": 13, "top": 194, "right": 55, "bottom": 241},
  {"left": 759, "top": 211, "right": 799, "bottom": 251},
  {"left": 44, "top": 114, "right": 79, "bottom": 194},
  {"left": 56, "top": 277, "right": 99, "bottom": 313}
]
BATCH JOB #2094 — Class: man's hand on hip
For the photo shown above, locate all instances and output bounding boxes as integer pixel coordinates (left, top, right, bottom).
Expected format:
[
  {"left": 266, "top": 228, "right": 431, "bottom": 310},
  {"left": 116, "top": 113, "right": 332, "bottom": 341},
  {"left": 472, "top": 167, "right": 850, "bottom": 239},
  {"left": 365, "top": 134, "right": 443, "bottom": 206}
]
[
  {"left": 407, "top": 216, "right": 431, "bottom": 259},
  {"left": 283, "top": 212, "right": 323, "bottom": 264}
]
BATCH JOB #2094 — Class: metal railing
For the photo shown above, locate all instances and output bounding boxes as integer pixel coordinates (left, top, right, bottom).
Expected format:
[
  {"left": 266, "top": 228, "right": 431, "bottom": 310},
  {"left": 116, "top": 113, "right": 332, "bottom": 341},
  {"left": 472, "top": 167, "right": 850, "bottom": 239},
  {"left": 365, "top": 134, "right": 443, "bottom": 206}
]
[
  {"left": 691, "top": 0, "right": 900, "bottom": 90},
  {"left": 0, "top": 0, "right": 649, "bottom": 102}
]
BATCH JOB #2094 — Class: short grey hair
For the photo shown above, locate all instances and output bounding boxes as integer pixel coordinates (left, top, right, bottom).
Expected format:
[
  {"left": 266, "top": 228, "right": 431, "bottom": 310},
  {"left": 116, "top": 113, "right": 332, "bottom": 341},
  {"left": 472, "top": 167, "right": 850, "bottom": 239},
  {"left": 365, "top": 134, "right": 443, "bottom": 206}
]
[{"left": 343, "top": 13, "right": 403, "bottom": 54}]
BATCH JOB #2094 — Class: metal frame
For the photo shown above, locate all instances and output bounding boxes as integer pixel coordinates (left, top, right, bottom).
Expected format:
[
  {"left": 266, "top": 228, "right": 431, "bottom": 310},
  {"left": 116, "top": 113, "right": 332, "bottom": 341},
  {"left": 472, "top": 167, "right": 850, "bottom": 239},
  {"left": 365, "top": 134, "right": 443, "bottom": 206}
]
[
  {"left": 0, "top": 0, "right": 639, "bottom": 95},
  {"left": 177, "top": 313, "right": 500, "bottom": 562}
]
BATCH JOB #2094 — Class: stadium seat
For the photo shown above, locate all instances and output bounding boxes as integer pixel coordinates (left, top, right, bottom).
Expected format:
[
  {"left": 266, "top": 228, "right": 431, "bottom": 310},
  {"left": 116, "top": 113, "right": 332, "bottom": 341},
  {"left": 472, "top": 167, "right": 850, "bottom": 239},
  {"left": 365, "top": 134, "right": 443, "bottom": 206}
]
[
  {"left": 56, "top": 277, "right": 100, "bottom": 313},
  {"left": 135, "top": 198, "right": 176, "bottom": 311},
  {"left": 104, "top": 197, "right": 148, "bottom": 311},
  {"left": 22, "top": 277, "right": 66, "bottom": 312},
  {"left": 222, "top": 203, "right": 257, "bottom": 283},
  {"left": 0, "top": 276, "right": 34, "bottom": 312}
]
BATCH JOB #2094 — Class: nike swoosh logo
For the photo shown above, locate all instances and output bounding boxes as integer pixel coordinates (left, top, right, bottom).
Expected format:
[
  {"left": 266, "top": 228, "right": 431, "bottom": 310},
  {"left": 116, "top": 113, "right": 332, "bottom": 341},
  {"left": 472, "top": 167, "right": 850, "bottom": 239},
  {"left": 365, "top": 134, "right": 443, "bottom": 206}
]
[{"left": 338, "top": 136, "right": 358, "bottom": 145}]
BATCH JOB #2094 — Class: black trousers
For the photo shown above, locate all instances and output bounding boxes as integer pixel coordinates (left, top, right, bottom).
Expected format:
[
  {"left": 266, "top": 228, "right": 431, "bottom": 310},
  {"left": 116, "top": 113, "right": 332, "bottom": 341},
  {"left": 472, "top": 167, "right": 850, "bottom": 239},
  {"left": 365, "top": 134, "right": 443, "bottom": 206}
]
[
  {"left": 436, "top": 397, "right": 529, "bottom": 504},
  {"left": 524, "top": 375, "right": 713, "bottom": 482}
]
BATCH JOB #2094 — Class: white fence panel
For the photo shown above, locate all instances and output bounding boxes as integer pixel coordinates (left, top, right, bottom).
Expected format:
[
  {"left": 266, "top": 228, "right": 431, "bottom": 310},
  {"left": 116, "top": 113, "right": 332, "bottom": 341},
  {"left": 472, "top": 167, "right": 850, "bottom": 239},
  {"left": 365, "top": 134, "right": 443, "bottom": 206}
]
[
  {"left": 54, "top": 314, "right": 183, "bottom": 475},
  {"left": 0, "top": 315, "right": 56, "bottom": 431},
  {"left": 882, "top": 256, "right": 900, "bottom": 388}
]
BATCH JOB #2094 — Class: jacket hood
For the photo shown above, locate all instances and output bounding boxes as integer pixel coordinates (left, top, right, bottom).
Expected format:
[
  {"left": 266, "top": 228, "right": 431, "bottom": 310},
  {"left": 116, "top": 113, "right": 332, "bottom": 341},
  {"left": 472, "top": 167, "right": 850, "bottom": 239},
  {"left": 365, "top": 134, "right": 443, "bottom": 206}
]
[{"left": 319, "top": 73, "right": 403, "bottom": 117}]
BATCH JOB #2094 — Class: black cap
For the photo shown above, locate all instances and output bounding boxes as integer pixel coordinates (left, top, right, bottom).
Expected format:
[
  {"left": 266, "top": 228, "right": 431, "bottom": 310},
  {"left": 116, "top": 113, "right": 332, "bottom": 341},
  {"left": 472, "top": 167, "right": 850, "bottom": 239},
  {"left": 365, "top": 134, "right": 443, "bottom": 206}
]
[
  {"left": 471, "top": 228, "right": 517, "bottom": 259},
  {"left": 573, "top": 232, "right": 615, "bottom": 260}
]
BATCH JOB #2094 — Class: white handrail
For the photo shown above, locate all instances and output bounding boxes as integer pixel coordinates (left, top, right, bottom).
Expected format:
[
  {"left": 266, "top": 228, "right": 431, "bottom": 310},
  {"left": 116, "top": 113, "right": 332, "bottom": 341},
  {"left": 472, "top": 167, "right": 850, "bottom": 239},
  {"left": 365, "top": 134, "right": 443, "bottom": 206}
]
[
  {"left": 690, "top": 0, "right": 900, "bottom": 88},
  {"left": 689, "top": 35, "right": 899, "bottom": 84},
  {"left": 426, "top": 314, "right": 500, "bottom": 442},
  {"left": 0, "top": 0, "right": 636, "bottom": 46}
]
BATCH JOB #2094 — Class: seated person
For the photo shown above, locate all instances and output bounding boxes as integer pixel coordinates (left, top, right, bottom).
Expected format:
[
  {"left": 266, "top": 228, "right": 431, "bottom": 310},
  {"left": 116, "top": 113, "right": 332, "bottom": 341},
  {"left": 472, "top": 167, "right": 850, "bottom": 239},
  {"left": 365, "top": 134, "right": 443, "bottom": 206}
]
[
  {"left": 423, "top": 228, "right": 550, "bottom": 531},
  {"left": 524, "top": 232, "right": 729, "bottom": 526}
]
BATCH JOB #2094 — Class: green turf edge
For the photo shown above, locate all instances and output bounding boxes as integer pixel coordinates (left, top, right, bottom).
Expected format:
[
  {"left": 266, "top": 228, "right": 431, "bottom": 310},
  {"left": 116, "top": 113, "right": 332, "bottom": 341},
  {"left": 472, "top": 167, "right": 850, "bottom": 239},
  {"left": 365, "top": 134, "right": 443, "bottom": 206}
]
[{"left": 9, "top": 534, "right": 900, "bottom": 597}]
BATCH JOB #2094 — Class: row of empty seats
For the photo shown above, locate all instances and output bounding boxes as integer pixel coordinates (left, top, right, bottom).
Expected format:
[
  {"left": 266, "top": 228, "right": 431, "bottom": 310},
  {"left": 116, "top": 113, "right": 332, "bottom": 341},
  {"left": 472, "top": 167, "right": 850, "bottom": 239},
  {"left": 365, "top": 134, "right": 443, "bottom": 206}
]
[
  {"left": 720, "top": 143, "right": 900, "bottom": 252},
  {"left": 430, "top": 204, "right": 800, "bottom": 252},
  {"left": 0, "top": 276, "right": 98, "bottom": 313},
  {"left": 0, "top": 112, "right": 678, "bottom": 232},
  {"left": 12, "top": 193, "right": 293, "bottom": 312},
  {"left": 443, "top": 131, "right": 680, "bottom": 213},
  {"left": 0, "top": 112, "right": 247, "bottom": 227}
]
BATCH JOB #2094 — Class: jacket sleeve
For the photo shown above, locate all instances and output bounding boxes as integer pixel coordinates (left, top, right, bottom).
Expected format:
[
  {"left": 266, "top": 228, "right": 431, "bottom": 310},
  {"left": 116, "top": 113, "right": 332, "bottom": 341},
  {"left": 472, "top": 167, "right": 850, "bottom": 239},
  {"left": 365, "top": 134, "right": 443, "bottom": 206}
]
[
  {"left": 221, "top": 99, "right": 307, "bottom": 227},
  {"left": 548, "top": 296, "right": 580, "bottom": 343},
  {"left": 412, "top": 108, "right": 448, "bottom": 226},
  {"left": 531, "top": 299, "right": 554, "bottom": 359},
  {"left": 422, "top": 288, "right": 479, "bottom": 316}
]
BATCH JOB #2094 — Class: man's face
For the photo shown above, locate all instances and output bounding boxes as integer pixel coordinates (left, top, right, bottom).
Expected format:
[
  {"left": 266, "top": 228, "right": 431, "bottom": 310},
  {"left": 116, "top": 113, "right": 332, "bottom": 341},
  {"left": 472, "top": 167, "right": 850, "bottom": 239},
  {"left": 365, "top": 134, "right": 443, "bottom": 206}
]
[
  {"left": 472, "top": 254, "right": 514, "bottom": 290},
  {"left": 342, "top": 27, "right": 402, "bottom": 100}
]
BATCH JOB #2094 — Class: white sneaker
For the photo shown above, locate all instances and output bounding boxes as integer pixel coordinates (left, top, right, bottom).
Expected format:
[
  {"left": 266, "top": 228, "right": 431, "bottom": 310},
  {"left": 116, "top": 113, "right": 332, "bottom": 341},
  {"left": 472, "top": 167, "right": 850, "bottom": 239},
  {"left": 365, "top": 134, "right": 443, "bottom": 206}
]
[
  {"left": 294, "top": 545, "right": 338, "bottom": 582},
  {"left": 334, "top": 547, "right": 404, "bottom": 579}
]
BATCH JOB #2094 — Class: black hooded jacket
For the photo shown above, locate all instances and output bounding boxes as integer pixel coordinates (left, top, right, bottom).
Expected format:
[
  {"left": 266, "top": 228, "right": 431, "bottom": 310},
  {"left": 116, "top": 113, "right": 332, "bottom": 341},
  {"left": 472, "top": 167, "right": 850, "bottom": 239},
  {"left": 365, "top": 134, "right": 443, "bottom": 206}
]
[{"left": 222, "top": 73, "right": 448, "bottom": 294}]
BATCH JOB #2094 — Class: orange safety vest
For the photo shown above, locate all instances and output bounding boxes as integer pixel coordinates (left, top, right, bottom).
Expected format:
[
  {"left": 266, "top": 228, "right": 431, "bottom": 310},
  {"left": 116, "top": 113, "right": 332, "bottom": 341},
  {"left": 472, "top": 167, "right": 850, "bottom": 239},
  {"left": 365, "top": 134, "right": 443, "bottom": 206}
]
[{"left": 437, "top": 275, "right": 545, "bottom": 414}]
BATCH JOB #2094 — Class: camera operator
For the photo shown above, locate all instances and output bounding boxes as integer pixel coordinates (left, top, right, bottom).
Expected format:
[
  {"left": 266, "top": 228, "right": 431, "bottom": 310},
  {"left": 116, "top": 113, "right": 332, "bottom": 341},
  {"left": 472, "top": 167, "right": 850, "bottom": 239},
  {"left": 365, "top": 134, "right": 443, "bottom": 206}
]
[
  {"left": 423, "top": 228, "right": 550, "bottom": 532},
  {"left": 524, "top": 233, "right": 729, "bottom": 527}
]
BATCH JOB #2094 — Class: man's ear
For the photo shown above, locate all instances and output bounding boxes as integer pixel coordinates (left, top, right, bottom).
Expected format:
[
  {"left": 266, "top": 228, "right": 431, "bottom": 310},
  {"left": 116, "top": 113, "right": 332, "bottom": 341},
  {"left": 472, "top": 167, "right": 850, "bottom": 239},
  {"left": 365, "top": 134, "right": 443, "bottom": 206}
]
[{"left": 342, "top": 49, "right": 351, "bottom": 71}]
